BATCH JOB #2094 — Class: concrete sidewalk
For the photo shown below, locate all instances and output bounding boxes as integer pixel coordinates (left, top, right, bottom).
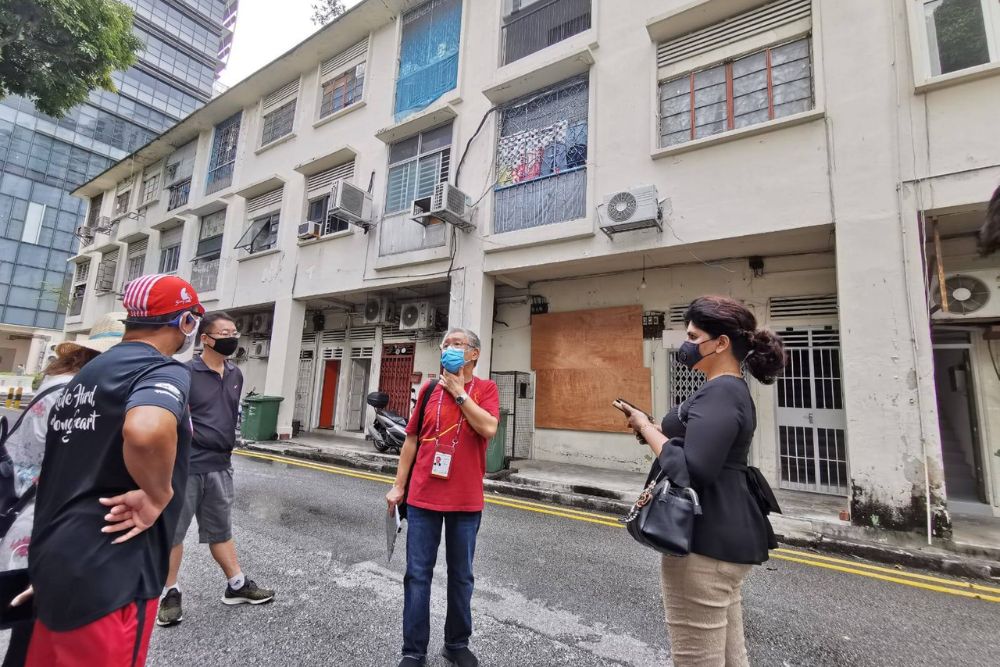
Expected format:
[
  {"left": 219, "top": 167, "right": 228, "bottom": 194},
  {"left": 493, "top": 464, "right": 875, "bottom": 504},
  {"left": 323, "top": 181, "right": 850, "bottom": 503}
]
[{"left": 242, "top": 431, "right": 1000, "bottom": 581}]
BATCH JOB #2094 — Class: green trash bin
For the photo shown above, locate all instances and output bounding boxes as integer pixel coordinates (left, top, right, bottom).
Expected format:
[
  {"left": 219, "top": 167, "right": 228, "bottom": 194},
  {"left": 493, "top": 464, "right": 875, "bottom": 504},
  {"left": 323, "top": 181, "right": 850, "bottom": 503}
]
[
  {"left": 486, "top": 410, "right": 509, "bottom": 474},
  {"left": 240, "top": 395, "right": 284, "bottom": 441}
]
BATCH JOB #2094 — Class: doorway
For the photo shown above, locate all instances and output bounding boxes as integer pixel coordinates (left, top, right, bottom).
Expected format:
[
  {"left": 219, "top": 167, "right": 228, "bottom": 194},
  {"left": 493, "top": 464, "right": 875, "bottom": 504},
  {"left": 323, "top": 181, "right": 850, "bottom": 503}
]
[
  {"left": 346, "top": 358, "right": 370, "bottom": 431},
  {"left": 932, "top": 331, "right": 988, "bottom": 512},
  {"left": 379, "top": 344, "right": 415, "bottom": 418},
  {"left": 318, "top": 360, "right": 341, "bottom": 429}
]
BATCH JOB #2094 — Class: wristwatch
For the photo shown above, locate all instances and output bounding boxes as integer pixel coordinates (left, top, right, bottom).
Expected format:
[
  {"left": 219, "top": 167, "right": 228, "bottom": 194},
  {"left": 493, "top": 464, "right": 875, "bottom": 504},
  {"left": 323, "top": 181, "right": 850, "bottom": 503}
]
[{"left": 455, "top": 394, "right": 469, "bottom": 406}]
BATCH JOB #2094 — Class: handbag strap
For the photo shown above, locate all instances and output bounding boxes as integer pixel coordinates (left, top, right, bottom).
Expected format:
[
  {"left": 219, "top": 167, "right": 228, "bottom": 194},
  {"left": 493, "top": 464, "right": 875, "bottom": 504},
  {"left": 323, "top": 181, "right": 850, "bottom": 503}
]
[
  {"left": 0, "top": 383, "right": 65, "bottom": 460},
  {"left": 402, "top": 380, "right": 438, "bottom": 498}
]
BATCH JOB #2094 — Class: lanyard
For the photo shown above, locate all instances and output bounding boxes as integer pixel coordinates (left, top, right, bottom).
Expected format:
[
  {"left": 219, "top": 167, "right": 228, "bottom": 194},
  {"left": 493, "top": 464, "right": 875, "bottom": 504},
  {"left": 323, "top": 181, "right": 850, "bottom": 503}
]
[{"left": 432, "top": 377, "right": 476, "bottom": 447}]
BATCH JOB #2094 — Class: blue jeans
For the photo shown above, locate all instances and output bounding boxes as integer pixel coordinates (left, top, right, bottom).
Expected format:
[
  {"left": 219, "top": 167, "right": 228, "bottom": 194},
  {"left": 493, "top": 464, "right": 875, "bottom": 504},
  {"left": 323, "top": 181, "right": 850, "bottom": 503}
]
[{"left": 402, "top": 506, "right": 482, "bottom": 660}]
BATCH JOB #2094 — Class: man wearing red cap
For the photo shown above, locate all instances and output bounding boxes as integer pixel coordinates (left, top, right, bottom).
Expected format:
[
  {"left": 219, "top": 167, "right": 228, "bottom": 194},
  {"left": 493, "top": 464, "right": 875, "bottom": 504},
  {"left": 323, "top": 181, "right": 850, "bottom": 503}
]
[{"left": 26, "top": 274, "right": 204, "bottom": 667}]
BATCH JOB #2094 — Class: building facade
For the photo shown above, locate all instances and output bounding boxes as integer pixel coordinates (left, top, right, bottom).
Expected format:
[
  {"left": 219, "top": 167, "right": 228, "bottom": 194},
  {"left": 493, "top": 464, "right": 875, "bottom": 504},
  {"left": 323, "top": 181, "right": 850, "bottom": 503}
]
[
  {"left": 0, "top": 0, "right": 238, "bottom": 373},
  {"left": 69, "top": 0, "right": 1000, "bottom": 535}
]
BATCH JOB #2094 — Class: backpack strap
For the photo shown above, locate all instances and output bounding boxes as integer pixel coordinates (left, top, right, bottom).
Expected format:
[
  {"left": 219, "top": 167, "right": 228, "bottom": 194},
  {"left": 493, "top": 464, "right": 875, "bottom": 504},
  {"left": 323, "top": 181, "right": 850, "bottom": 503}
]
[
  {"left": 0, "top": 383, "right": 66, "bottom": 457},
  {"left": 400, "top": 379, "right": 438, "bottom": 520}
]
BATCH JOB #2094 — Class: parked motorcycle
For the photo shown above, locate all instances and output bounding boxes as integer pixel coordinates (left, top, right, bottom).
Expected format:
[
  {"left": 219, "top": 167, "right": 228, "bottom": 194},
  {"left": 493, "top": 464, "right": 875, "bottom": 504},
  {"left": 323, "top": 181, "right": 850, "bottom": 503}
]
[{"left": 366, "top": 391, "right": 407, "bottom": 454}]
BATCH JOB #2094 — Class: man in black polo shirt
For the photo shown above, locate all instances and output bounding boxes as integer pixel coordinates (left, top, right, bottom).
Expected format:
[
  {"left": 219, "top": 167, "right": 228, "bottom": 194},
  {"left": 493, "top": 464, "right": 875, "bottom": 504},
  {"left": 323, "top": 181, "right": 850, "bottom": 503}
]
[
  {"left": 157, "top": 311, "right": 274, "bottom": 627},
  {"left": 26, "top": 274, "right": 202, "bottom": 667}
]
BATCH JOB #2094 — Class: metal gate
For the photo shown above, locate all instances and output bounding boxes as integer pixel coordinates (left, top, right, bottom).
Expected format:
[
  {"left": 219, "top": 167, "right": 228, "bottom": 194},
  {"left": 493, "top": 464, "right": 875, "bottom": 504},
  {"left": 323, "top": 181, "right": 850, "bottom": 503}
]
[
  {"left": 379, "top": 344, "right": 415, "bottom": 418},
  {"left": 775, "top": 327, "right": 848, "bottom": 495},
  {"left": 490, "top": 371, "right": 534, "bottom": 459},
  {"left": 294, "top": 334, "right": 317, "bottom": 428}
]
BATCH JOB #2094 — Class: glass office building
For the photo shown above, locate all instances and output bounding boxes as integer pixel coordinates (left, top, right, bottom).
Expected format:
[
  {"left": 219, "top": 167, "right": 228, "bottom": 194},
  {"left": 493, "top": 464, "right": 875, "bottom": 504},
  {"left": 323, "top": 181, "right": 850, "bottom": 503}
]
[{"left": 0, "top": 0, "right": 237, "bottom": 370}]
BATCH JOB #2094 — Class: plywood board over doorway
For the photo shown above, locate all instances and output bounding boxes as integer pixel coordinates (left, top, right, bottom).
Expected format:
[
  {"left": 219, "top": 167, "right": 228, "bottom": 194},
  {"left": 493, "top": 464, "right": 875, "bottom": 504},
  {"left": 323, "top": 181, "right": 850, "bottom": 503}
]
[
  {"left": 535, "top": 368, "right": 652, "bottom": 433},
  {"left": 531, "top": 306, "right": 644, "bottom": 369},
  {"left": 531, "top": 305, "right": 650, "bottom": 433}
]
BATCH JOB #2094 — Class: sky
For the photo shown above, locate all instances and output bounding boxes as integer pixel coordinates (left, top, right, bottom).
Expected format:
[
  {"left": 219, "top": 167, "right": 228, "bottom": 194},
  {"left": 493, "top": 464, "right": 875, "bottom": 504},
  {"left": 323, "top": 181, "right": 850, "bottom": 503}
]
[{"left": 218, "top": 0, "right": 364, "bottom": 87}]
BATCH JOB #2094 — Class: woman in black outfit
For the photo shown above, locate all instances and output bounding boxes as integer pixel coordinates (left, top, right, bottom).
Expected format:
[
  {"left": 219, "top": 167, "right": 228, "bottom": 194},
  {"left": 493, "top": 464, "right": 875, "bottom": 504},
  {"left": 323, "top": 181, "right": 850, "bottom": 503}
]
[{"left": 625, "top": 296, "right": 785, "bottom": 667}]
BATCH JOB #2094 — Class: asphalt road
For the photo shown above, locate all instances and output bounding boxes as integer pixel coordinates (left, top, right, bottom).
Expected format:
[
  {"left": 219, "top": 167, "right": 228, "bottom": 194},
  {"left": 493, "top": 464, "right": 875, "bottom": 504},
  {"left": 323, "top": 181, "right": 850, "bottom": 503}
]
[{"left": 131, "top": 451, "right": 1000, "bottom": 667}]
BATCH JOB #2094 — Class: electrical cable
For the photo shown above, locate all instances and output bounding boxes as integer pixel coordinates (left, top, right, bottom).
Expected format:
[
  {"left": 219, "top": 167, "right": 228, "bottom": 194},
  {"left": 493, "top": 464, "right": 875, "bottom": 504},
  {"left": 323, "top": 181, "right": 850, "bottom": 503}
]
[{"left": 455, "top": 107, "right": 497, "bottom": 188}]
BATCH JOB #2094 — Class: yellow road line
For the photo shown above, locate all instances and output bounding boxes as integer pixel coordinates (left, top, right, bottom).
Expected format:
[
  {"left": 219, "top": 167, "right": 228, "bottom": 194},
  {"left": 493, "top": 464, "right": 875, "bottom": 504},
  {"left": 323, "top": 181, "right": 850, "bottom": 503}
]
[
  {"left": 236, "top": 449, "right": 997, "bottom": 603},
  {"left": 237, "top": 450, "right": 623, "bottom": 526},
  {"left": 774, "top": 548, "right": 1000, "bottom": 595},
  {"left": 771, "top": 552, "right": 1000, "bottom": 603}
]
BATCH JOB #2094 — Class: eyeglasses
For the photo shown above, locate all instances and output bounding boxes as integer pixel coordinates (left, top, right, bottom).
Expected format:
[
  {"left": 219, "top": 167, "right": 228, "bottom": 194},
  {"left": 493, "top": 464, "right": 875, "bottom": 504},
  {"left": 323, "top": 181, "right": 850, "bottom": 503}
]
[
  {"left": 208, "top": 331, "right": 241, "bottom": 339},
  {"left": 439, "top": 342, "right": 470, "bottom": 351}
]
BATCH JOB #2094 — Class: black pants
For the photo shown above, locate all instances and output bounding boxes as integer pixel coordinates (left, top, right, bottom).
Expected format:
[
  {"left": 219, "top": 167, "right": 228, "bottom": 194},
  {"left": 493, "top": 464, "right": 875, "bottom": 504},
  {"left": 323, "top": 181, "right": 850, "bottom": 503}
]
[{"left": 2, "top": 619, "right": 33, "bottom": 667}]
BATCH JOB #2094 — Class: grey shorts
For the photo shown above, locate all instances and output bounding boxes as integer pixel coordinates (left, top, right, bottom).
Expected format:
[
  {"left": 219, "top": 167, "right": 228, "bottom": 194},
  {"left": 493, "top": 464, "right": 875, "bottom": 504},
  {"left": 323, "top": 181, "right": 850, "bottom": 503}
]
[{"left": 173, "top": 468, "right": 234, "bottom": 546}]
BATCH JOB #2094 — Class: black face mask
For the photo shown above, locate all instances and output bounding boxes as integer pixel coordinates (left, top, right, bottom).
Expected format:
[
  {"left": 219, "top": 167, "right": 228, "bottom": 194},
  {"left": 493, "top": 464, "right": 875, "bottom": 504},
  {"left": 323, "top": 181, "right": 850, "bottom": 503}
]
[
  {"left": 676, "top": 338, "right": 715, "bottom": 370},
  {"left": 208, "top": 336, "right": 240, "bottom": 357}
]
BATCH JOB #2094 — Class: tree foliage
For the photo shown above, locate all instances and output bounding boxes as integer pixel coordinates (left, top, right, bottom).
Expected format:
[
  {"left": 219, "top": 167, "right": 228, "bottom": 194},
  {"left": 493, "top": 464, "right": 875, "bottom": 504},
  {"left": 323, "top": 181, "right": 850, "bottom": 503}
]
[
  {"left": 977, "top": 184, "right": 1000, "bottom": 257},
  {"left": 311, "top": 0, "right": 346, "bottom": 26},
  {"left": 0, "top": 0, "right": 141, "bottom": 117}
]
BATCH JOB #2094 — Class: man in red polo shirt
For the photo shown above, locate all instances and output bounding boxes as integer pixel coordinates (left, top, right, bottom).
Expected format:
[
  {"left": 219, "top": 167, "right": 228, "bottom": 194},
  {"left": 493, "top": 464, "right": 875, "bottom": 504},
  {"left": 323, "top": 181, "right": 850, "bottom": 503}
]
[{"left": 386, "top": 328, "right": 499, "bottom": 667}]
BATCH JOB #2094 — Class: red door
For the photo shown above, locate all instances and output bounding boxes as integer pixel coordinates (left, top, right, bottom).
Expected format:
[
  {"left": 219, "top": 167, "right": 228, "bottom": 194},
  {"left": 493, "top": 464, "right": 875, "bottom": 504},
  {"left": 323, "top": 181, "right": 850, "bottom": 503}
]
[
  {"left": 319, "top": 360, "right": 340, "bottom": 428},
  {"left": 379, "top": 344, "right": 415, "bottom": 418}
]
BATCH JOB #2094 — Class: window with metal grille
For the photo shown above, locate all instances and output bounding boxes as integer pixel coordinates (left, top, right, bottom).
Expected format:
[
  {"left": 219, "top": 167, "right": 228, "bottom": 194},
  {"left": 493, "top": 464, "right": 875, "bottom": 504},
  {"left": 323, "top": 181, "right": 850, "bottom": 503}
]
[
  {"left": 395, "top": 0, "right": 462, "bottom": 120},
  {"left": 501, "top": 0, "right": 591, "bottom": 65},
  {"left": 126, "top": 254, "right": 145, "bottom": 283},
  {"left": 385, "top": 123, "right": 453, "bottom": 214},
  {"left": 69, "top": 284, "right": 86, "bottom": 317},
  {"left": 659, "top": 37, "right": 813, "bottom": 148},
  {"left": 923, "top": 0, "right": 999, "bottom": 76},
  {"left": 261, "top": 99, "right": 296, "bottom": 146},
  {"left": 206, "top": 112, "right": 241, "bottom": 193},
  {"left": 87, "top": 194, "right": 103, "bottom": 227},
  {"left": 159, "top": 244, "right": 181, "bottom": 274},
  {"left": 320, "top": 64, "right": 365, "bottom": 118},
  {"left": 494, "top": 76, "right": 588, "bottom": 233},
  {"left": 306, "top": 196, "right": 351, "bottom": 236},
  {"left": 167, "top": 178, "right": 191, "bottom": 211},
  {"left": 95, "top": 251, "right": 118, "bottom": 293},
  {"left": 197, "top": 210, "right": 226, "bottom": 257},
  {"left": 113, "top": 191, "right": 131, "bottom": 216},
  {"left": 140, "top": 173, "right": 159, "bottom": 205}
]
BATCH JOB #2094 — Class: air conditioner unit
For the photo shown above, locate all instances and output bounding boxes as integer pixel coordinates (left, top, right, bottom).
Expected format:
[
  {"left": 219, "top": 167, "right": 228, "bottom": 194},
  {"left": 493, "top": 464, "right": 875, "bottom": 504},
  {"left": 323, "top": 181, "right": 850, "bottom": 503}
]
[
  {"left": 250, "top": 312, "right": 272, "bottom": 334},
  {"left": 412, "top": 183, "right": 474, "bottom": 232},
  {"left": 297, "top": 220, "right": 321, "bottom": 240},
  {"left": 399, "top": 301, "right": 433, "bottom": 331},
  {"left": 363, "top": 297, "right": 394, "bottom": 325},
  {"left": 931, "top": 270, "right": 1000, "bottom": 320},
  {"left": 599, "top": 185, "right": 663, "bottom": 238},
  {"left": 250, "top": 339, "right": 270, "bottom": 359},
  {"left": 233, "top": 315, "right": 249, "bottom": 334},
  {"left": 329, "top": 180, "right": 373, "bottom": 228}
]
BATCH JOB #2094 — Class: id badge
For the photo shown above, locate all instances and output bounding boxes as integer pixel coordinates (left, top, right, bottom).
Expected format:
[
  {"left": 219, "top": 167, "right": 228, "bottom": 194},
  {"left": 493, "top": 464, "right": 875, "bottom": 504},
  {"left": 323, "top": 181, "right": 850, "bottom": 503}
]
[{"left": 431, "top": 442, "right": 456, "bottom": 479}]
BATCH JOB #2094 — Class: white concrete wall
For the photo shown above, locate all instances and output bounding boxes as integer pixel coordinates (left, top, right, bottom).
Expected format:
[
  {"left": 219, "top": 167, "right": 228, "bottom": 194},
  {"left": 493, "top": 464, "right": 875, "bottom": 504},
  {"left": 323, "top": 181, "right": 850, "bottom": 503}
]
[{"left": 65, "top": 0, "right": 1000, "bottom": 532}]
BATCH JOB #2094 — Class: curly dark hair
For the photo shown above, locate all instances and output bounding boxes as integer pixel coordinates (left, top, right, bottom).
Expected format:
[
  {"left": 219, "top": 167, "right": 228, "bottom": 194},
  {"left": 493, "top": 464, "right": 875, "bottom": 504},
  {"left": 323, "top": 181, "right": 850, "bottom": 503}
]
[{"left": 684, "top": 296, "right": 786, "bottom": 384}]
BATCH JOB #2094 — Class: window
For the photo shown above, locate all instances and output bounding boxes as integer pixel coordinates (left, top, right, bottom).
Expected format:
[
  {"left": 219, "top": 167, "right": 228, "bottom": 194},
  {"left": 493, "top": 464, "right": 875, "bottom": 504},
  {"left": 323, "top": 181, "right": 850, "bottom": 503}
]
[
  {"left": 307, "top": 196, "right": 351, "bottom": 236},
  {"left": 385, "top": 123, "right": 453, "bottom": 214},
  {"left": 21, "top": 202, "right": 44, "bottom": 245},
  {"left": 395, "top": 0, "right": 462, "bottom": 120},
  {"left": 126, "top": 254, "right": 145, "bottom": 283},
  {"left": 114, "top": 190, "right": 131, "bottom": 216},
  {"left": 236, "top": 213, "right": 280, "bottom": 254},
  {"left": 140, "top": 172, "right": 160, "bottom": 205},
  {"left": 197, "top": 210, "right": 226, "bottom": 257},
  {"left": 658, "top": 38, "right": 813, "bottom": 148},
  {"left": 167, "top": 178, "right": 191, "bottom": 211},
  {"left": 159, "top": 244, "right": 181, "bottom": 273},
  {"left": 86, "top": 194, "right": 103, "bottom": 227},
  {"left": 923, "top": 0, "right": 1000, "bottom": 76},
  {"left": 95, "top": 251, "right": 118, "bottom": 293},
  {"left": 501, "top": 0, "right": 591, "bottom": 65},
  {"left": 206, "top": 112, "right": 241, "bottom": 194},
  {"left": 494, "top": 77, "right": 588, "bottom": 233},
  {"left": 320, "top": 64, "right": 365, "bottom": 118},
  {"left": 69, "top": 260, "right": 90, "bottom": 317},
  {"left": 261, "top": 100, "right": 296, "bottom": 146}
]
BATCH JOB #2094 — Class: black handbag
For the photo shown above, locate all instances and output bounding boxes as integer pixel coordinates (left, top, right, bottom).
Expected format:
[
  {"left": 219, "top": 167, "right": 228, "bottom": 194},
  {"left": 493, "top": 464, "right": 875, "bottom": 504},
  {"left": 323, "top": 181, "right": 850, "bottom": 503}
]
[{"left": 621, "top": 471, "right": 702, "bottom": 557}]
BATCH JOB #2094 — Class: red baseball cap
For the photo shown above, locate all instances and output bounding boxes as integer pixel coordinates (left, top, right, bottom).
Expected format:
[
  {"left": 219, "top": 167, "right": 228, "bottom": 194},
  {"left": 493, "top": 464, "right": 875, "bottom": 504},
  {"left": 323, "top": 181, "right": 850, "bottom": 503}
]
[{"left": 122, "top": 274, "right": 204, "bottom": 319}]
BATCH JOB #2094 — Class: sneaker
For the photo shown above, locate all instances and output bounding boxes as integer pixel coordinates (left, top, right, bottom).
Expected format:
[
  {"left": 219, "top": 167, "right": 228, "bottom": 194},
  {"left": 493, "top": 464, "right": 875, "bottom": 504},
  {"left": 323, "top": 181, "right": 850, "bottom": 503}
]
[
  {"left": 441, "top": 647, "right": 479, "bottom": 667},
  {"left": 397, "top": 658, "right": 425, "bottom": 667},
  {"left": 156, "top": 588, "right": 183, "bottom": 627},
  {"left": 221, "top": 579, "right": 275, "bottom": 606}
]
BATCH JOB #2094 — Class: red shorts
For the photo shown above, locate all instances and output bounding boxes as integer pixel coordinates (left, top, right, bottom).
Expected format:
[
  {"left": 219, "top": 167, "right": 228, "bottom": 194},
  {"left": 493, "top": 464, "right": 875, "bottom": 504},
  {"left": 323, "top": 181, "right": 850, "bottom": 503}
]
[{"left": 25, "top": 599, "right": 158, "bottom": 667}]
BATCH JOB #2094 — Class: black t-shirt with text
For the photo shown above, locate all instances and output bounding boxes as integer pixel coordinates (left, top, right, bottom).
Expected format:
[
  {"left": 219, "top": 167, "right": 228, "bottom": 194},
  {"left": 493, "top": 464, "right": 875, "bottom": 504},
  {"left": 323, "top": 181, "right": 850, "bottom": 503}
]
[{"left": 29, "top": 342, "right": 192, "bottom": 631}]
